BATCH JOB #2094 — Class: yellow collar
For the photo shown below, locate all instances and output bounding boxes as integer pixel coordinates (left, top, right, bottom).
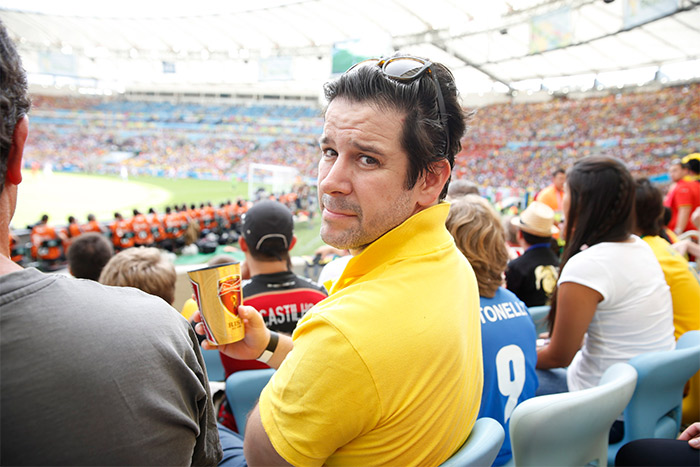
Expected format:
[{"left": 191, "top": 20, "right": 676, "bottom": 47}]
[{"left": 328, "top": 203, "right": 452, "bottom": 294}]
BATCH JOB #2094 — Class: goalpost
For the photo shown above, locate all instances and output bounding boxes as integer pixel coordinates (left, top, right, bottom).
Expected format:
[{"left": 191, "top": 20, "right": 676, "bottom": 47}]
[{"left": 247, "top": 163, "right": 299, "bottom": 202}]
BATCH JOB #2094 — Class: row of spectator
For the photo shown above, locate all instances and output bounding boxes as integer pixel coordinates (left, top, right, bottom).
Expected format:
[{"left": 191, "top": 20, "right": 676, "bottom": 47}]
[
  {"left": 14, "top": 188, "right": 310, "bottom": 270},
  {"left": 32, "top": 95, "right": 321, "bottom": 119}
]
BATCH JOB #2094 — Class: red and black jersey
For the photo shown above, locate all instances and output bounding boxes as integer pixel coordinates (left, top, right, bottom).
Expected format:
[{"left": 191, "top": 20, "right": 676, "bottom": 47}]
[{"left": 243, "top": 272, "right": 328, "bottom": 334}]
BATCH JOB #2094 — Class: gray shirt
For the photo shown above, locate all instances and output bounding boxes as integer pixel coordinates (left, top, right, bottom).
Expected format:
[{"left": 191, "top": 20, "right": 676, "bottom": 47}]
[{"left": 0, "top": 268, "right": 222, "bottom": 466}]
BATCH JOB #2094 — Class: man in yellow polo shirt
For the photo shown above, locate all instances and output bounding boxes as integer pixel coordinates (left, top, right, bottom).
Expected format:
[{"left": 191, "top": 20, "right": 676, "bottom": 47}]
[{"left": 197, "top": 54, "right": 483, "bottom": 466}]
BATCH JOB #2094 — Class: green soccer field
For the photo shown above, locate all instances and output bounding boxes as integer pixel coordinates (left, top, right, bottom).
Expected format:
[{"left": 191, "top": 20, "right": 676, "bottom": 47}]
[{"left": 14, "top": 171, "right": 326, "bottom": 257}]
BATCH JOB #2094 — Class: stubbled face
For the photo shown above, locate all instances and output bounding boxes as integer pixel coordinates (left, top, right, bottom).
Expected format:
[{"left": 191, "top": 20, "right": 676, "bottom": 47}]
[
  {"left": 317, "top": 98, "right": 422, "bottom": 254},
  {"left": 553, "top": 172, "right": 566, "bottom": 191}
]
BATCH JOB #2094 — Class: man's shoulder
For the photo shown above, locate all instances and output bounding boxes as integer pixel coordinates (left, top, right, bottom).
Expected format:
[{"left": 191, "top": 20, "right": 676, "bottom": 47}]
[
  {"left": 537, "top": 184, "right": 555, "bottom": 197},
  {"left": 480, "top": 287, "right": 527, "bottom": 311},
  {"left": 676, "top": 179, "right": 700, "bottom": 195},
  {"left": 507, "top": 250, "right": 536, "bottom": 268},
  {"left": 494, "top": 286, "right": 525, "bottom": 303},
  {"left": 689, "top": 180, "right": 700, "bottom": 196},
  {"left": 508, "top": 251, "right": 527, "bottom": 265},
  {"left": 677, "top": 181, "right": 693, "bottom": 193},
  {"left": 505, "top": 257, "right": 527, "bottom": 281},
  {"left": 530, "top": 245, "right": 559, "bottom": 263},
  {"left": 6, "top": 270, "right": 175, "bottom": 316},
  {"left": 1, "top": 272, "right": 187, "bottom": 351},
  {"left": 315, "top": 247, "right": 473, "bottom": 317},
  {"left": 291, "top": 273, "right": 327, "bottom": 292}
]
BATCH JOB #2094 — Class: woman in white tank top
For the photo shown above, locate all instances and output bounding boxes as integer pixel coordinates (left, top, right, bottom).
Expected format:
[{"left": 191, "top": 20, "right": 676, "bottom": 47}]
[{"left": 536, "top": 157, "right": 675, "bottom": 394}]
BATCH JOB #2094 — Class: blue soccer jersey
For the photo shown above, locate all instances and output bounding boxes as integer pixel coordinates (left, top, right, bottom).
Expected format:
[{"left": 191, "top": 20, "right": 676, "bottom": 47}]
[{"left": 477, "top": 287, "right": 539, "bottom": 466}]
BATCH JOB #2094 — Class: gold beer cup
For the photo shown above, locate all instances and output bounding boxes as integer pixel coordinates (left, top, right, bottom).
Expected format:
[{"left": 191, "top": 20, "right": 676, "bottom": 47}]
[{"left": 188, "top": 262, "right": 245, "bottom": 345}]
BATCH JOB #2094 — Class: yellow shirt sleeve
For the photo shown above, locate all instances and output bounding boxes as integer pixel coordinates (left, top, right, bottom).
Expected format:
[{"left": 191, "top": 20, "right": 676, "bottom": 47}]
[
  {"left": 180, "top": 298, "right": 198, "bottom": 321},
  {"left": 259, "top": 315, "right": 380, "bottom": 467}
]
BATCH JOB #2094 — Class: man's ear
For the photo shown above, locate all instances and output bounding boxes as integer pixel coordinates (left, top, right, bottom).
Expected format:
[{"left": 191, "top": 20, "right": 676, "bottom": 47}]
[
  {"left": 6, "top": 116, "right": 28, "bottom": 186},
  {"left": 416, "top": 159, "right": 451, "bottom": 207},
  {"left": 288, "top": 235, "right": 297, "bottom": 251},
  {"left": 239, "top": 236, "right": 249, "bottom": 252}
]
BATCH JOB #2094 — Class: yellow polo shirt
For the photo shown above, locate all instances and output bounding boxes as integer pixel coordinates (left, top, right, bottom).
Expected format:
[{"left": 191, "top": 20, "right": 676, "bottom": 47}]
[{"left": 259, "top": 203, "right": 483, "bottom": 466}]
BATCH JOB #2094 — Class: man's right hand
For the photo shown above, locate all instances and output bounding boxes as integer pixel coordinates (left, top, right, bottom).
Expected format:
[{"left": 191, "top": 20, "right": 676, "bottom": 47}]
[
  {"left": 193, "top": 305, "right": 270, "bottom": 361},
  {"left": 678, "top": 422, "right": 700, "bottom": 449}
]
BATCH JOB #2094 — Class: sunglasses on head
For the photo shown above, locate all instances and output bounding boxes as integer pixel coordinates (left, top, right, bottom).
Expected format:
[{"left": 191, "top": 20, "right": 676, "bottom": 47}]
[{"left": 347, "top": 55, "right": 450, "bottom": 155}]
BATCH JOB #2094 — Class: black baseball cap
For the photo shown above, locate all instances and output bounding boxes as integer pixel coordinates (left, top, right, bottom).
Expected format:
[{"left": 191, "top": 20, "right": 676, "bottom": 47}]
[{"left": 242, "top": 200, "right": 294, "bottom": 253}]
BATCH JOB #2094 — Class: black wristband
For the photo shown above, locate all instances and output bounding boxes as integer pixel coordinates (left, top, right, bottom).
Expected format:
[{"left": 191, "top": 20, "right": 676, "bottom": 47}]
[{"left": 256, "top": 331, "right": 279, "bottom": 363}]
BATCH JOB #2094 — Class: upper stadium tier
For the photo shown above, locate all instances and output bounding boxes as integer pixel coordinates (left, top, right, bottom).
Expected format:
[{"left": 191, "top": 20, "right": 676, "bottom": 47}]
[{"left": 25, "top": 81, "right": 700, "bottom": 192}]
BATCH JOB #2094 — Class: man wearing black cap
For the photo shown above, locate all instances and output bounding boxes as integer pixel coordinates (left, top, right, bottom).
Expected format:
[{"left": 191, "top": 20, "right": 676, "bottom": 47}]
[{"left": 217, "top": 200, "right": 327, "bottom": 431}]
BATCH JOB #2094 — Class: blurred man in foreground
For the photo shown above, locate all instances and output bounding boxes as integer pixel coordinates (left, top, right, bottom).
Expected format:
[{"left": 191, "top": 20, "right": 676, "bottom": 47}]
[{"left": 0, "top": 23, "right": 222, "bottom": 465}]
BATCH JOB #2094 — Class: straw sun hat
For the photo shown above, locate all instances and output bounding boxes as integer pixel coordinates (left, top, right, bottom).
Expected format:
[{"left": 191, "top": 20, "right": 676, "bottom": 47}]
[{"left": 511, "top": 201, "right": 559, "bottom": 237}]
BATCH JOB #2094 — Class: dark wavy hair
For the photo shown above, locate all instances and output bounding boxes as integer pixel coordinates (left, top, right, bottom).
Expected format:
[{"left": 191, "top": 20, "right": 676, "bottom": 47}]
[
  {"left": 0, "top": 22, "right": 31, "bottom": 195},
  {"left": 634, "top": 178, "right": 664, "bottom": 237},
  {"left": 323, "top": 53, "right": 469, "bottom": 200},
  {"left": 548, "top": 156, "right": 635, "bottom": 331},
  {"left": 67, "top": 232, "right": 114, "bottom": 281}
]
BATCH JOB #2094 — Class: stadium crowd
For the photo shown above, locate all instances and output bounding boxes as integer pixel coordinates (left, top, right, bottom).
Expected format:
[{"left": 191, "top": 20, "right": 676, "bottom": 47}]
[
  {"left": 26, "top": 95, "right": 323, "bottom": 180},
  {"left": 455, "top": 83, "right": 700, "bottom": 190},
  {"left": 23, "top": 82, "right": 700, "bottom": 195}
]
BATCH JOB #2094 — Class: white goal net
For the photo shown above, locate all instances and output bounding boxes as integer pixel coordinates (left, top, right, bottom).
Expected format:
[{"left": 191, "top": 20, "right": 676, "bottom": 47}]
[{"left": 247, "top": 163, "right": 299, "bottom": 202}]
